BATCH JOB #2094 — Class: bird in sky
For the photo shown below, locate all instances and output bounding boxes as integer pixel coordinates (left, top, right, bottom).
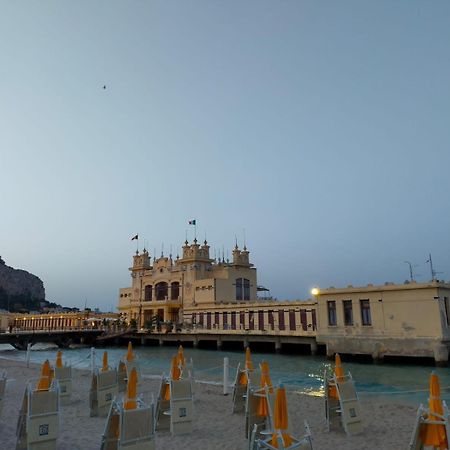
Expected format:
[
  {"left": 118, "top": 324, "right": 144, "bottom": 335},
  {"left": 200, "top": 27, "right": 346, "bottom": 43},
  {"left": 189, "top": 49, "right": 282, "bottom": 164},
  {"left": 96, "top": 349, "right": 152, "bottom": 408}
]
[{"left": 102, "top": 85, "right": 106, "bottom": 90}]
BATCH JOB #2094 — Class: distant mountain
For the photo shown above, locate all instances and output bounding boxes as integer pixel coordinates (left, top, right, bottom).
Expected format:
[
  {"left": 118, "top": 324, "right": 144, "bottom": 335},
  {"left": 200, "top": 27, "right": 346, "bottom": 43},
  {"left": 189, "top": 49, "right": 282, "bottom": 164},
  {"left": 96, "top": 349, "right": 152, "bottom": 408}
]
[{"left": 0, "top": 256, "right": 55, "bottom": 312}]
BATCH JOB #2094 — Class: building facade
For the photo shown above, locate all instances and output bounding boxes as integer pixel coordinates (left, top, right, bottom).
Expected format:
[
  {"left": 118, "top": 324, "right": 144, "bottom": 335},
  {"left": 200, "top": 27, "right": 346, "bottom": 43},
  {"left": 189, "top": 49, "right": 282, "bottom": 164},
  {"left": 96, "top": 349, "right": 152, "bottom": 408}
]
[
  {"left": 314, "top": 281, "right": 450, "bottom": 363},
  {"left": 118, "top": 239, "right": 258, "bottom": 327},
  {"left": 117, "top": 238, "right": 450, "bottom": 363}
]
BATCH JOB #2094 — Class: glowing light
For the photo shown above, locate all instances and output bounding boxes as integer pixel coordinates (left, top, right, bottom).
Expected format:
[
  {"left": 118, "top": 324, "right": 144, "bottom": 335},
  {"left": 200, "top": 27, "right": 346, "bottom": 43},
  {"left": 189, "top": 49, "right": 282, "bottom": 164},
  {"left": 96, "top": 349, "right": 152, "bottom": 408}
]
[{"left": 311, "top": 287, "right": 320, "bottom": 296}]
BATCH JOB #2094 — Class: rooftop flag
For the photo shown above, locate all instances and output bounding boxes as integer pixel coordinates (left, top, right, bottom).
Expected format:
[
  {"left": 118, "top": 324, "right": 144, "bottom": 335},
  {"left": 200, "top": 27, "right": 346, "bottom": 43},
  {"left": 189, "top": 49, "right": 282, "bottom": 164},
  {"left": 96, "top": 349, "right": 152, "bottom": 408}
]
[
  {"left": 188, "top": 219, "right": 196, "bottom": 226},
  {"left": 131, "top": 234, "right": 138, "bottom": 241}
]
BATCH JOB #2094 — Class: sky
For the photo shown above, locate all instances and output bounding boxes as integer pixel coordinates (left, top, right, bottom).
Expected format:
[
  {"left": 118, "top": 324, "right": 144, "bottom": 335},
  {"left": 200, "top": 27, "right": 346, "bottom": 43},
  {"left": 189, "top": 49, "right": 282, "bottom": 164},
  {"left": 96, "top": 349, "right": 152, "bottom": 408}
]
[{"left": 1, "top": 1, "right": 450, "bottom": 310}]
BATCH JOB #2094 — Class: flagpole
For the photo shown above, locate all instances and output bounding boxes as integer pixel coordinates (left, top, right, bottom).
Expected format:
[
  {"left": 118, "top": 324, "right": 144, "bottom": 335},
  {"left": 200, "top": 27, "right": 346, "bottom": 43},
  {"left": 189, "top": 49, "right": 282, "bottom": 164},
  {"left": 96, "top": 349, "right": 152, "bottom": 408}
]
[{"left": 195, "top": 222, "right": 197, "bottom": 241}]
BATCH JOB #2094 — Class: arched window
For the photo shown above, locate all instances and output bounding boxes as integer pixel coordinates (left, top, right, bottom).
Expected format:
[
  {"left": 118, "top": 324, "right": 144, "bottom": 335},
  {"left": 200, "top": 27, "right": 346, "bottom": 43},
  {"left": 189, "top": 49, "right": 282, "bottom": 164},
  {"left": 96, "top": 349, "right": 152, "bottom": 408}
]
[
  {"left": 144, "top": 285, "right": 152, "bottom": 301},
  {"left": 171, "top": 282, "right": 180, "bottom": 300},
  {"left": 155, "top": 282, "right": 168, "bottom": 300},
  {"left": 236, "top": 278, "right": 243, "bottom": 300}
]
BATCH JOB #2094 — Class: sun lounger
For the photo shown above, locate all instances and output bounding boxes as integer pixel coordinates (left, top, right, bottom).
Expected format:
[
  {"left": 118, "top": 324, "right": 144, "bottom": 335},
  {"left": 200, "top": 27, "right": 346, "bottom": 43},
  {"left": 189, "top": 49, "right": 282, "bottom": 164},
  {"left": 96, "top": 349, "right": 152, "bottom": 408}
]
[
  {"left": 233, "top": 363, "right": 260, "bottom": 414},
  {"left": 325, "top": 369, "right": 362, "bottom": 436},
  {"left": 409, "top": 402, "right": 450, "bottom": 450},
  {"left": 90, "top": 369, "right": 119, "bottom": 417},
  {"left": 101, "top": 398, "right": 155, "bottom": 450},
  {"left": 155, "top": 375, "right": 171, "bottom": 431},
  {"left": 245, "top": 385, "right": 274, "bottom": 440},
  {"left": 252, "top": 421, "right": 313, "bottom": 450},
  {"left": 169, "top": 378, "right": 194, "bottom": 435},
  {"left": 0, "top": 372, "right": 6, "bottom": 417},
  {"left": 118, "top": 360, "right": 141, "bottom": 393},
  {"left": 54, "top": 366, "right": 72, "bottom": 405},
  {"left": 15, "top": 380, "right": 60, "bottom": 450}
]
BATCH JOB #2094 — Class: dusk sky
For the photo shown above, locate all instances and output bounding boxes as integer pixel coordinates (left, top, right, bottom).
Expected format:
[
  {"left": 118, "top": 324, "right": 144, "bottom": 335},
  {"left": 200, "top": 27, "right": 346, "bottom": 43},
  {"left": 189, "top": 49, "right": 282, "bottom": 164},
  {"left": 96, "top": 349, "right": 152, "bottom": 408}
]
[{"left": 1, "top": 2, "right": 450, "bottom": 310}]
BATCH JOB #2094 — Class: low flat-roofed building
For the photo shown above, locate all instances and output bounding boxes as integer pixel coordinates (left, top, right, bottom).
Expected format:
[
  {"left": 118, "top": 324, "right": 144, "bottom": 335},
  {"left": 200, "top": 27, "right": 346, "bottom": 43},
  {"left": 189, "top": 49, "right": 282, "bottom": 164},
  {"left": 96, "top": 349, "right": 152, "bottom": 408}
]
[{"left": 314, "top": 280, "right": 450, "bottom": 363}]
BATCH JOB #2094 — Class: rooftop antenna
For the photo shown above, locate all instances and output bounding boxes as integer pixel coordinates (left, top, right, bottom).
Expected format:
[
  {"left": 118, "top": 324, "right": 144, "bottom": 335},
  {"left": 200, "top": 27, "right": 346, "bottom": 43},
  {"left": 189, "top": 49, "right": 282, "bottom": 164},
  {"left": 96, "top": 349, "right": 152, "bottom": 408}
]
[
  {"left": 84, "top": 298, "right": 87, "bottom": 310},
  {"left": 235, "top": 234, "right": 238, "bottom": 248},
  {"left": 404, "top": 261, "right": 417, "bottom": 282},
  {"left": 185, "top": 229, "right": 188, "bottom": 243},
  {"left": 153, "top": 248, "right": 156, "bottom": 262},
  {"left": 243, "top": 228, "right": 247, "bottom": 249},
  {"left": 222, "top": 245, "right": 225, "bottom": 263},
  {"left": 161, "top": 242, "right": 164, "bottom": 257},
  {"left": 426, "top": 253, "right": 443, "bottom": 281}
]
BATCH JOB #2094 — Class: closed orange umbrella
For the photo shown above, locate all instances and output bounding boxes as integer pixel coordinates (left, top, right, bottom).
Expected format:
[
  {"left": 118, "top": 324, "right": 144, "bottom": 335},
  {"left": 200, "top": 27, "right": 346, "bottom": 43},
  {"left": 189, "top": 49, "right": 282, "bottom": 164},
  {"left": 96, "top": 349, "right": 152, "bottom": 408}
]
[
  {"left": 101, "top": 351, "right": 109, "bottom": 372},
  {"left": 177, "top": 345, "right": 185, "bottom": 367},
  {"left": 56, "top": 351, "right": 63, "bottom": 369},
  {"left": 239, "top": 346, "right": 254, "bottom": 386},
  {"left": 421, "top": 372, "right": 448, "bottom": 449},
  {"left": 257, "top": 361, "right": 273, "bottom": 417},
  {"left": 36, "top": 360, "right": 51, "bottom": 391},
  {"left": 124, "top": 368, "right": 138, "bottom": 410},
  {"left": 329, "top": 353, "right": 344, "bottom": 400},
  {"left": 126, "top": 341, "right": 134, "bottom": 362},
  {"left": 163, "top": 355, "right": 182, "bottom": 401},
  {"left": 271, "top": 385, "right": 293, "bottom": 448}
]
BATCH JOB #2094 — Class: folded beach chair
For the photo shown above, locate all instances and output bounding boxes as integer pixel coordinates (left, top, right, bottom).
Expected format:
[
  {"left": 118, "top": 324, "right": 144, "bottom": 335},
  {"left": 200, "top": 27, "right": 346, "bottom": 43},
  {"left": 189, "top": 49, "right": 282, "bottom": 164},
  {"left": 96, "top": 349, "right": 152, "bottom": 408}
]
[
  {"left": 118, "top": 342, "right": 141, "bottom": 393},
  {"left": 233, "top": 348, "right": 260, "bottom": 414},
  {"left": 90, "top": 355, "right": 119, "bottom": 418},
  {"left": 16, "top": 360, "right": 60, "bottom": 450},
  {"left": 253, "top": 385, "right": 313, "bottom": 450},
  {"left": 409, "top": 372, "right": 450, "bottom": 450},
  {"left": 324, "top": 354, "right": 362, "bottom": 436},
  {"left": 101, "top": 368, "right": 155, "bottom": 450},
  {"left": 155, "top": 374, "right": 171, "bottom": 431},
  {"left": 0, "top": 371, "right": 6, "bottom": 417},
  {"left": 169, "top": 378, "right": 194, "bottom": 435},
  {"left": 54, "top": 351, "right": 72, "bottom": 405},
  {"left": 246, "top": 362, "right": 275, "bottom": 440}
]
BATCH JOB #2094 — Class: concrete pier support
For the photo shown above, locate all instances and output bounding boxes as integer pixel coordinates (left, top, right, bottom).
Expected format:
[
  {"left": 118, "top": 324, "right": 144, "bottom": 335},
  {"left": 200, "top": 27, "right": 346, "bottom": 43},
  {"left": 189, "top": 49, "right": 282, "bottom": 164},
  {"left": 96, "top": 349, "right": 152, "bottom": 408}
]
[
  {"left": 140, "top": 337, "right": 145, "bottom": 346},
  {"left": 158, "top": 338, "right": 164, "bottom": 346},
  {"left": 310, "top": 341, "right": 318, "bottom": 356},
  {"left": 433, "top": 344, "right": 449, "bottom": 367},
  {"left": 217, "top": 339, "right": 222, "bottom": 350},
  {"left": 243, "top": 338, "right": 249, "bottom": 349},
  {"left": 193, "top": 337, "right": 199, "bottom": 348},
  {"left": 275, "top": 339, "right": 282, "bottom": 354}
]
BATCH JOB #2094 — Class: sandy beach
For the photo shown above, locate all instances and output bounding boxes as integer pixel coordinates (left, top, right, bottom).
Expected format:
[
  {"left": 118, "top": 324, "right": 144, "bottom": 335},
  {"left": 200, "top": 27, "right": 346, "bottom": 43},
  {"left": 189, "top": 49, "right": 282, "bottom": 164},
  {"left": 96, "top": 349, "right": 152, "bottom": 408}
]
[{"left": 0, "top": 357, "right": 418, "bottom": 449}]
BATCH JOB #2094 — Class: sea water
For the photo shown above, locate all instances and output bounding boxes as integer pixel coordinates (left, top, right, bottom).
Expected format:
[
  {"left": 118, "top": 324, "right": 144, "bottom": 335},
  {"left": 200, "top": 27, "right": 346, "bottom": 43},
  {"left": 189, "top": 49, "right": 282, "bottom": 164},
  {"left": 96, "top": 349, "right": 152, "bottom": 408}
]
[{"left": 1, "top": 343, "right": 449, "bottom": 405}]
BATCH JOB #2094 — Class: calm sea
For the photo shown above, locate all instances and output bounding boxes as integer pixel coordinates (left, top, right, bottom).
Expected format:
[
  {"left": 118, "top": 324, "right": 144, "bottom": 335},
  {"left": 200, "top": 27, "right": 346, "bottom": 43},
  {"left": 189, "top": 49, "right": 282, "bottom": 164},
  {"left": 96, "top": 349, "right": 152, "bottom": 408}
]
[{"left": 1, "top": 343, "right": 449, "bottom": 405}]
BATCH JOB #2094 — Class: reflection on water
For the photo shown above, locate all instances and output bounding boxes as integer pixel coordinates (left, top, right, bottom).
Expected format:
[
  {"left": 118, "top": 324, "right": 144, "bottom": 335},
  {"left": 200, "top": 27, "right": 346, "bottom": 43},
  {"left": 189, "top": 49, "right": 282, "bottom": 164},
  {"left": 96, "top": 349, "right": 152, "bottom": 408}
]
[{"left": 0, "top": 343, "right": 448, "bottom": 405}]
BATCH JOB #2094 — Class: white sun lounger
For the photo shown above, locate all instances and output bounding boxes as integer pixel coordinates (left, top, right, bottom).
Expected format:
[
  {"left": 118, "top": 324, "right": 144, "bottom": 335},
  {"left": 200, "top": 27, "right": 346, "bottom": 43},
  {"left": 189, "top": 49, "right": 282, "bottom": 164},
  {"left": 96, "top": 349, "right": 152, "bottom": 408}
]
[
  {"left": 118, "top": 360, "right": 142, "bottom": 393},
  {"left": 245, "top": 384, "right": 275, "bottom": 440},
  {"left": 169, "top": 378, "right": 194, "bottom": 435},
  {"left": 0, "top": 371, "right": 6, "bottom": 417},
  {"left": 15, "top": 380, "right": 60, "bottom": 450},
  {"left": 325, "top": 369, "right": 363, "bottom": 436},
  {"left": 90, "top": 369, "right": 119, "bottom": 417},
  {"left": 54, "top": 366, "right": 72, "bottom": 405},
  {"left": 101, "top": 398, "right": 155, "bottom": 450},
  {"left": 409, "top": 402, "right": 450, "bottom": 450},
  {"left": 233, "top": 363, "right": 260, "bottom": 414},
  {"left": 251, "top": 421, "right": 313, "bottom": 450},
  {"left": 155, "top": 375, "right": 171, "bottom": 431}
]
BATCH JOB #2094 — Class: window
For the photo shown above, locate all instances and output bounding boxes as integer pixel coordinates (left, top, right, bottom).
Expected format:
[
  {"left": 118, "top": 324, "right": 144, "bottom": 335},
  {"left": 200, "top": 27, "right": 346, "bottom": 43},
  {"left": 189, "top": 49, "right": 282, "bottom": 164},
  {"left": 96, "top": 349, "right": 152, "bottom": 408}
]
[
  {"left": 327, "top": 301, "right": 337, "bottom": 326},
  {"left": 360, "top": 299, "right": 371, "bottom": 326},
  {"left": 278, "top": 310, "right": 285, "bottom": 331},
  {"left": 343, "top": 300, "right": 353, "bottom": 326},
  {"left": 236, "top": 278, "right": 250, "bottom": 300},
  {"left": 444, "top": 297, "right": 450, "bottom": 326},
  {"left": 171, "top": 282, "right": 180, "bottom": 300},
  {"left": 236, "top": 278, "right": 243, "bottom": 300},
  {"left": 155, "top": 282, "right": 168, "bottom": 300},
  {"left": 243, "top": 279, "right": 250, "bottom": 300},
  {"left": 144, "top": 285, "right": 152, "bottom": 301}
]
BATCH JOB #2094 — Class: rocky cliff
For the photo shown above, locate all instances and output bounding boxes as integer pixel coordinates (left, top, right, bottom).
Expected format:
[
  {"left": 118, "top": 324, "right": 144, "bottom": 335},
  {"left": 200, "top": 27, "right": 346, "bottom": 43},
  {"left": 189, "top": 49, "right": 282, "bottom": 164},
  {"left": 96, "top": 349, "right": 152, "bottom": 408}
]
[{"left": 0, "top": 256, "right": 46, "bottom": 311}]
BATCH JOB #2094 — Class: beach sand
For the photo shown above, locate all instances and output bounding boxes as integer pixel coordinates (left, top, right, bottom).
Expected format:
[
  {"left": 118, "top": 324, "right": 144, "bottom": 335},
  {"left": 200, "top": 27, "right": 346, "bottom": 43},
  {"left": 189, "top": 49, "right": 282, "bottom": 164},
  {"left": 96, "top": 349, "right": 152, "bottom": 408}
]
[{"left": 0, "top": 358, "right": 417, "bottom": 449}]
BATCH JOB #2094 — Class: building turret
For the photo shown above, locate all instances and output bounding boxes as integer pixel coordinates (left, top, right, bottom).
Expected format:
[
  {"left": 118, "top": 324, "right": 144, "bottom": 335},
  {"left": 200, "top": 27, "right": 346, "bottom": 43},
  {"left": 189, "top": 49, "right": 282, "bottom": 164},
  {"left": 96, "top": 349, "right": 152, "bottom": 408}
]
[{"left": 131, "top": 249, "right": 151, "bottom": 272}]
